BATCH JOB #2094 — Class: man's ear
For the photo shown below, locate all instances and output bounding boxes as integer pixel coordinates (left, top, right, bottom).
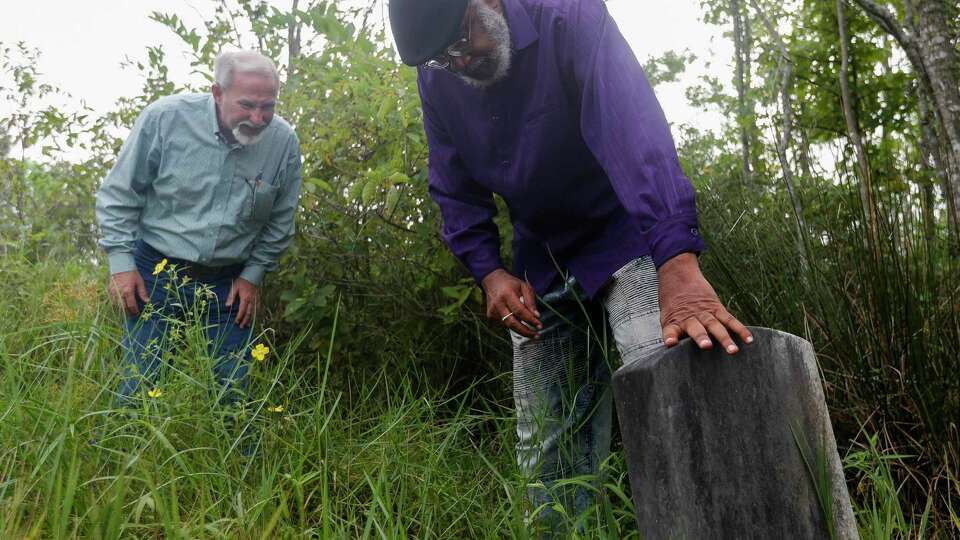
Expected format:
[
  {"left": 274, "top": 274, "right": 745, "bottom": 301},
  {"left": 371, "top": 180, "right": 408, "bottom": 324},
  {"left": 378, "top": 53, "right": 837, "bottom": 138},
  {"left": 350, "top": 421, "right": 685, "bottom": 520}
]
[{"left": 211, "top": 83, "right": 223, "bottom": 105}]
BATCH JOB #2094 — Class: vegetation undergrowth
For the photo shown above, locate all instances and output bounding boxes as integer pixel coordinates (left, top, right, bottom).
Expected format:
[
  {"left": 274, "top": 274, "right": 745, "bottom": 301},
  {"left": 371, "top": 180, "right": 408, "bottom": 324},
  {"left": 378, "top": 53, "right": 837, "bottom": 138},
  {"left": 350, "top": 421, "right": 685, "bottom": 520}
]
[{"left": 0, "top": 256, "right": 954, "bottom": 538}]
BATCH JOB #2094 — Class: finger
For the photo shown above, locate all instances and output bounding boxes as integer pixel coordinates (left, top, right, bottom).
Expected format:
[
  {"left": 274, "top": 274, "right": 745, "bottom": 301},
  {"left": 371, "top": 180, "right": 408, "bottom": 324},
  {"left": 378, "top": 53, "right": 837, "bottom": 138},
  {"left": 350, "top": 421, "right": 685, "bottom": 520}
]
[
  {"left": 123, "top": 291, "right": 139, "bottom": 316},
  {"left": 662, "top": 322, "right": 683, "bottom": 348},
  {"left": 241, "top": 291, "right": 254, "bottom": 328},
  {"left": 236, "top": 293, "right": 249, "bottom": 328},
  {"left": 504, "top": 291, "right": 539, "bottom": 330},
  {"left": 519, "top": 281, "right": 542, "bottom": 323},
  {"left": 699, "top": 313, "right": 737, "bottom": 354},
  {"left": 503, "top": 310, "right": 538, "bottom": 338},
  {"left": 716, "top": 309, "right": 754, "bottom": 345},
  {"left": 136, "top": 276, "right": 149, "bottom": 303},
  {"left": 683, "top": 318, "right": 713, "bottom": 349},
  {"left": 226, "top": 281, "right": 237, "bottom": 307},
  {"left": 108, "top": 282, "right": 122, "bottom": 307},
  {"left": 486, "top": 295, "right": 508, "bottom": 321}
]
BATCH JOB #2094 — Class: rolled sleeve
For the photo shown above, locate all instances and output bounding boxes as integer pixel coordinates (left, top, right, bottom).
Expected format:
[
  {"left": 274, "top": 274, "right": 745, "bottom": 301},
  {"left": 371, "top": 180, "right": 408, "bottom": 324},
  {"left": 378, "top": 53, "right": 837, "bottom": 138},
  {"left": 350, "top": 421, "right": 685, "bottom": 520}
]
[
  {"left": 564, "top": 0, "right": 706, "bottom": 266},
  {"left": 239, "top": 264, "right": 267, "bottom": 286},
  {"left": 645, "top": 214, "right": 706, "bottom": 268},
  {"left": 108, "top": 252, "right": 138, "bottom": 275}
]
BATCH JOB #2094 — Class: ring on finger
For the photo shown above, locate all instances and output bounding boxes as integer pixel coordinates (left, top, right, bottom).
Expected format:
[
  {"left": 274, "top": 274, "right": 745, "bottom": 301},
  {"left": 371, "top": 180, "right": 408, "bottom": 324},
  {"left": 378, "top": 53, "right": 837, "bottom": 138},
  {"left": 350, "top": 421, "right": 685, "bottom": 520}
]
[{"left": 501, "top": 311, "right": 515, "bottom": 322}]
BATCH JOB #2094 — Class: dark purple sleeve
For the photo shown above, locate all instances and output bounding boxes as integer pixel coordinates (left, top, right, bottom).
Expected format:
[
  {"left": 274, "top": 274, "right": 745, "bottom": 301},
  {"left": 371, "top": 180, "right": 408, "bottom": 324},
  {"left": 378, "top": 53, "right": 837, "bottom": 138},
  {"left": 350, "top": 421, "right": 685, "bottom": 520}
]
[
  {"left": 561, "top": 0, "right": 707, "bottom": 268},
  {"left": 418, "top": 73, "right": 504, "bottom": 284}
]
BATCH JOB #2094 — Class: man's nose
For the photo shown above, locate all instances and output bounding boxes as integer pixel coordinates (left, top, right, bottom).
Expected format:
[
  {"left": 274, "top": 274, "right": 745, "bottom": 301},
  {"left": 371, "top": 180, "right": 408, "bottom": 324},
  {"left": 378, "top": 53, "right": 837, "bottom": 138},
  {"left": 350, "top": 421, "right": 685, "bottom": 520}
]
[
  {"left": 452, "top": 55, "right": 471, "bottom": 72},
  {"left": 250, "top": 109, "right": 264, "bottom": 125}
]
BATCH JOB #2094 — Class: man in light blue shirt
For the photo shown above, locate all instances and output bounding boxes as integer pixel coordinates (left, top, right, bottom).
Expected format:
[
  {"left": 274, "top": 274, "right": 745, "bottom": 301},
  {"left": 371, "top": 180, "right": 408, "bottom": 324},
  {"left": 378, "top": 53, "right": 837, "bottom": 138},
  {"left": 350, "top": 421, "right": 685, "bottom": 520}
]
[{"left": 95, "top": 50, "right": 302, "bottom": 404}]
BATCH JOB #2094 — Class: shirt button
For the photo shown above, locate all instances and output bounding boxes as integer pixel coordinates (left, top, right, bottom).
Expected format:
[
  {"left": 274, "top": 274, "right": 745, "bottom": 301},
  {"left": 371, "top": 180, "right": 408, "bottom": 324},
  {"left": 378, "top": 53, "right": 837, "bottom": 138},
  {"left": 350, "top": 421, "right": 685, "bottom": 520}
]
[{"left": 492, "top": 115, "right": 500, "bottom": 121}]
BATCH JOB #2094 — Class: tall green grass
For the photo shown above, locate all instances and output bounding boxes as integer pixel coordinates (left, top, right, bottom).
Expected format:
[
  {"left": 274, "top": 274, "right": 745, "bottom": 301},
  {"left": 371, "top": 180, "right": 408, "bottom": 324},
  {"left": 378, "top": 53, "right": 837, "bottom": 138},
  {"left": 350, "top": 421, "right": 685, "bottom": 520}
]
[
  {"left": 695, "top": 172, "right": 959, "bottom": 533},
  {"left": 0, "top": 255, "right": 652, "bottom": 538},
  {"left": 1, "top": 255, "right": 955, "bottom": 537}
]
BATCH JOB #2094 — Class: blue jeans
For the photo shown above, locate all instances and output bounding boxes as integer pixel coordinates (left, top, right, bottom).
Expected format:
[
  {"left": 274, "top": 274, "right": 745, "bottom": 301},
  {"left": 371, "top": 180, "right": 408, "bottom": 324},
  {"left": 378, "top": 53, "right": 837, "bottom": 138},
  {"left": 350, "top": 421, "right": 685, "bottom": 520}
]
[
  {"left": 512, "top": 256, "right": 662, "bottom": 532},
  {"left": 115, "top": 241, "right": 254, "bottom": 407}
]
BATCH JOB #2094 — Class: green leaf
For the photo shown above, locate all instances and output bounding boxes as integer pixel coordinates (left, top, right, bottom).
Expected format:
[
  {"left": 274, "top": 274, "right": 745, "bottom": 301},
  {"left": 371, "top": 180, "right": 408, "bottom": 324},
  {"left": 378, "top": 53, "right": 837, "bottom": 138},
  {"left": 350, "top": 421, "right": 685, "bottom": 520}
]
[
  {"left": 387, "top": 172, "right": 410, "bottom": 185},
  {"left": 361, "top": 177, "right": 379, "bottom": 206},
  {"left": 308, "top": 177, "right": 334, "bottom": 193},
  {"left": 384, "top": 185, "right": 401, "bottom": 216}
]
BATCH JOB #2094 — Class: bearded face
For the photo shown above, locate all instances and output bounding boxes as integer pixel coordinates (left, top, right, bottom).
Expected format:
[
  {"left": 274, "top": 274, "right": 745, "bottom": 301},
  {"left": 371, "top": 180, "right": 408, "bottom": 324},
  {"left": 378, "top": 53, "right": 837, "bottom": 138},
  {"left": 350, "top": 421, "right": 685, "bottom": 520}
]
[
  {"left": 212, "top": 71, "right": 277, "bottom": 146},
  {"left": 455, "top": 1, "right": 512, "bottom": 88}
]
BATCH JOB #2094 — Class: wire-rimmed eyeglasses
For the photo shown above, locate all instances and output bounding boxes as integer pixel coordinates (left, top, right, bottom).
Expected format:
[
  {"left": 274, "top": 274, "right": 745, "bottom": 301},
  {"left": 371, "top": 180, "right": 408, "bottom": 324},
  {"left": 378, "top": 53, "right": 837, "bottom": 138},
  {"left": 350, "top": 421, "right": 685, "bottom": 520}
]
[{"left": 422, "top": 15, "right": 473, "bottom": 71}]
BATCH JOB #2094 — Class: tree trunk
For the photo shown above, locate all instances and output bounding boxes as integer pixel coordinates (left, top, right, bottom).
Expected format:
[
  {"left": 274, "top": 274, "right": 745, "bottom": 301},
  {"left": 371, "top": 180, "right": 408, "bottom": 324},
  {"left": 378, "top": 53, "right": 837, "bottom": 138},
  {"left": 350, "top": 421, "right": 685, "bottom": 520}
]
[
  {"left": 906, "top": 1, "right": 950, "bottom": 248},
  {"left": 849, "top": 0, "right": 960, "bottom": 250},
  {"left": 837, "top": 0, "right": 881, "bottom": 255},
  {"left": 287, "top": 0, "right": 302, "bottom": 74},
  {"left": 911, "top": 0, "right": 960, "bottom": 249},
  {"left": 750, "top": 0, "right": 811, "bottom": 271},
  {"left": 798, "top": 102, "right": 814, "bottom": 181},
  {"left": 731, "top": 0, "right": 752, "bottom": 186}
]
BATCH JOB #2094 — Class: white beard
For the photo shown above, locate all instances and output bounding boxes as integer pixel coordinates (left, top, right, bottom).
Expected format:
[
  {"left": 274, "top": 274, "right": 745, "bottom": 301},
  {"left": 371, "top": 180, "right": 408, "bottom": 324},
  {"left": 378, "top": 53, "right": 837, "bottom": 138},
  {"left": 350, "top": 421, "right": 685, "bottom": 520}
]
[
  {"left": 457, "top": 2, "right": 512, "bottom": 88},
  {"left": 232, "top": 121, "right": 267, "bottom": 146}
]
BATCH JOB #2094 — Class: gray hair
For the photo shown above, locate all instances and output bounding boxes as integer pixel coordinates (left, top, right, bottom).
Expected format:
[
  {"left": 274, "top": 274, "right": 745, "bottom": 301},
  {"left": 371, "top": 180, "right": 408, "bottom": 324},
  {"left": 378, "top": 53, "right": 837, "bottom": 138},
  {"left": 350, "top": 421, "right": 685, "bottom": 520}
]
[{"left": 213, "top": 51, "right": 279, "bottom": 93}]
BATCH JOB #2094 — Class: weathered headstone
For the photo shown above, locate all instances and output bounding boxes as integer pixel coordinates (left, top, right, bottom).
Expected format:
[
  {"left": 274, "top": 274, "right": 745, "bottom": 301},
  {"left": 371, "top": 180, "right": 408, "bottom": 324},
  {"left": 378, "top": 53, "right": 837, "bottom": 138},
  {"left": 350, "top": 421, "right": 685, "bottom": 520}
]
[{"left": 612, "top": 326, "right": 858, "bottom": 540}]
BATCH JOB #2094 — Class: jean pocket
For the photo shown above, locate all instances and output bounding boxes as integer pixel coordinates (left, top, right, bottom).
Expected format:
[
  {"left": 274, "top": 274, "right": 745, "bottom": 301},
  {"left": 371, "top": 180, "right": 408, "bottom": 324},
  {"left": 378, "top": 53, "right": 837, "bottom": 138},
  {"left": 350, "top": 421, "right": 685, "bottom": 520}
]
[{"left": 133, "top": 240, "right": 162, "bottom": 273}]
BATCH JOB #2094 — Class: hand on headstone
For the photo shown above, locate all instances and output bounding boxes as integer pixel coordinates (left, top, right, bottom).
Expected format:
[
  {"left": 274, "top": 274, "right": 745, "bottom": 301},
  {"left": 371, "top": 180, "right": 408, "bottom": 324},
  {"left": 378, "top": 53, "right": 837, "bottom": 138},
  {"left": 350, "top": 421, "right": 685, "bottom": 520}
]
[{"left": 657, "top": 253, "right": 753, "bottom": 354}]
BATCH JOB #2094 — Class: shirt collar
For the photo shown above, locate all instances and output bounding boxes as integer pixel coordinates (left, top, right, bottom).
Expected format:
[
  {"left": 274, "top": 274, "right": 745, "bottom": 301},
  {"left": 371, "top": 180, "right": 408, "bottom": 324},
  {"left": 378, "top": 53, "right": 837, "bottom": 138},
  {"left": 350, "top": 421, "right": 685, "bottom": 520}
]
[
  {"left": 206, "top": 94, "right": 221, "bottom": 138},
  {"left": 503, "top": 0, "right": 538, "bottom": 51},
  {"left": 207, "top": 93, "right": 244, "bottom": 148}
]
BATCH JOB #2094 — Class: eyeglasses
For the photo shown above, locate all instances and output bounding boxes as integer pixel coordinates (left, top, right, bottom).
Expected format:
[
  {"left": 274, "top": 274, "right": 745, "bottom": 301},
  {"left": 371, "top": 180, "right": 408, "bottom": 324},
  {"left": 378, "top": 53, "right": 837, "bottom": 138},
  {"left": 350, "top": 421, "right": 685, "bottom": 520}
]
[{"left": 423, "top": 15, "right": 473, "bottom": 71}]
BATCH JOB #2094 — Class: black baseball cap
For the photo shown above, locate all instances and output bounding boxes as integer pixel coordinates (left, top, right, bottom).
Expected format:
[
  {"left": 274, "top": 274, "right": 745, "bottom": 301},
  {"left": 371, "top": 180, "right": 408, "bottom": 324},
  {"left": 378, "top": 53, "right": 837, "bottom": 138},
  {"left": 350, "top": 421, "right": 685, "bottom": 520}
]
[{"left": 389, "top": 0, "right": 470, "bottom": 66}]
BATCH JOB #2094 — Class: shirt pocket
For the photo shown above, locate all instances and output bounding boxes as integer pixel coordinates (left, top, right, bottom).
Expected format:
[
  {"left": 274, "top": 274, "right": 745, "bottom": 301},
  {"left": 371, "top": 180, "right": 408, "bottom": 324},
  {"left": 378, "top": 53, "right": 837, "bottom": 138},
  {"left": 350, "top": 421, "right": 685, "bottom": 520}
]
[
  {"left": 248, "top": 181, "right": 280, "bottom": 223},
  {"left": 235, "top": 176, "right": 280, "bottom": 224}
]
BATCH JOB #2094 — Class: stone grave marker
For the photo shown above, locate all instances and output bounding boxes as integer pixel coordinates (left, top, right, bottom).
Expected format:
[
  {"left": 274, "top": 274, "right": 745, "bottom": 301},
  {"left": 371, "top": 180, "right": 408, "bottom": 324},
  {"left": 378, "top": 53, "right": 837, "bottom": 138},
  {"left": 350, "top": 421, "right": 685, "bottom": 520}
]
[{"left": 612, "top": 326, "right": 858, "bottom": 540}]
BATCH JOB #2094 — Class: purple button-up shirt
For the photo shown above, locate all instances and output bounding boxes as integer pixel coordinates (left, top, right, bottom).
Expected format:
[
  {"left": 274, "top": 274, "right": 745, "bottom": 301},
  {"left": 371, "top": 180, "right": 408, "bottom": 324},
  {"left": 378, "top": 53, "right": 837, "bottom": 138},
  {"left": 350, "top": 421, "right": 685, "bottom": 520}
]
[{"left": 418, "top": 0, "right": 707, "bottom": 298}]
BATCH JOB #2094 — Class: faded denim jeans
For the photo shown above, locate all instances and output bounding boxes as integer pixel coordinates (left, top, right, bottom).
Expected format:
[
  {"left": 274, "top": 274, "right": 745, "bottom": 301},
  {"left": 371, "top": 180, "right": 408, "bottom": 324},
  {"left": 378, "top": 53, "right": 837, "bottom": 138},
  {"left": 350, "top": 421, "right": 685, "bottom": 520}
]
[
  {"left": 115, "top": 240, "right": 254, "bottom": 408},
  {"left": 511, "top": 256, "right": 661, "bottom": 533}
]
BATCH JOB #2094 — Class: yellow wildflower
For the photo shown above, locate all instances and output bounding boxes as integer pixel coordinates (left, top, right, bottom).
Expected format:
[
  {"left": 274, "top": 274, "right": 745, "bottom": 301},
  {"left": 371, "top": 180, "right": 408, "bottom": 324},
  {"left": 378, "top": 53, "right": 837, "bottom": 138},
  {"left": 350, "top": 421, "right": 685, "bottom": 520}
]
[
  {"left": 147, "top": 388, "right": 163, "bottom": 398},
  {"left": 251, "top": 343, "right": 270, "bottom": 362},
  {"left": 181, "top": 275, "right": 192, "bottom": 286},
  {"left": 152, "top": 258, "right": 169, "bottom": 276},
  {"left": 268, "top": 405, "right": 284, "bottom": 413}
]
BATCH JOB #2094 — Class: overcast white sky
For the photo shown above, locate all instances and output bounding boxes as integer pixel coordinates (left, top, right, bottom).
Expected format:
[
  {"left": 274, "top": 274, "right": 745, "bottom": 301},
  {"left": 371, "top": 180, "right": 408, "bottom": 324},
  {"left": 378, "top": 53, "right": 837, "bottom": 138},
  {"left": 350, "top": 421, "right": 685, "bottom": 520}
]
[{"left": 1, "top": 0, "right": 734, "bottom": 160}]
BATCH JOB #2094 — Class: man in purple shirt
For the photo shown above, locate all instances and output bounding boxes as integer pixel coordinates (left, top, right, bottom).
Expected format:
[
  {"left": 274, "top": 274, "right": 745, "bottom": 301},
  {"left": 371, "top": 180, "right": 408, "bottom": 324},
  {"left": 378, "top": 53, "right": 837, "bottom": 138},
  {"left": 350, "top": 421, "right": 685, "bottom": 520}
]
[{"left": 390, "top": 0, "right": 753, "bottom": 529}]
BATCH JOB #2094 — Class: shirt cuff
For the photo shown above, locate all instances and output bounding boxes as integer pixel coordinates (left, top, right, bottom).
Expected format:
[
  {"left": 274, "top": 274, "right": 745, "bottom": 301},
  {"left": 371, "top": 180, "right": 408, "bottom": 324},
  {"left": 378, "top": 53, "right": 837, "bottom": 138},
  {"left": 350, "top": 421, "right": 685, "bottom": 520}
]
[
  {"left": 466, "top": 254, "right": 506, "bottom": 287},
  {"left": 239, "top": 264, "right": 267, "bottom": 286},
  {"left": 108, "top": 252, "right": 137, "bottom": 275},
  {"left": 645, "top": 215, "right": 708, "bottom": 269}
]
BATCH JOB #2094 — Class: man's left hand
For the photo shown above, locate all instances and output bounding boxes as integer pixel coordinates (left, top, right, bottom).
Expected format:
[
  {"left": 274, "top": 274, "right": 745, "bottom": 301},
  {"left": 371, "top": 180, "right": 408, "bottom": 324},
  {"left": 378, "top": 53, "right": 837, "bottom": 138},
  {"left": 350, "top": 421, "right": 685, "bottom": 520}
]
[
  {"left": 658, "top": 253, "right": 753, "bottom": 354},
  {"left": 226, "top": 277, "right": 259, "bottom": 328}
]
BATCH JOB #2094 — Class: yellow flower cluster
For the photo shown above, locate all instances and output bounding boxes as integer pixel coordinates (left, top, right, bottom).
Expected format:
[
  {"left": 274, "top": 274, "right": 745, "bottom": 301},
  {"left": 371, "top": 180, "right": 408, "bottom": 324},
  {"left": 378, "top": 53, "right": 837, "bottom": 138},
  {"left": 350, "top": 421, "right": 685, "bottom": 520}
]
[
  {"left": 152, "top": 258, "right": 169, "bottom": 276},
  {"left": 147, "top": 388, "right": 163, "bottom": 398},
  {"left": 268, "top": 405, "right": 284, "bottom": 413},
  {"left": 251, "top": 343, "right": 270, "bottom": 362}
]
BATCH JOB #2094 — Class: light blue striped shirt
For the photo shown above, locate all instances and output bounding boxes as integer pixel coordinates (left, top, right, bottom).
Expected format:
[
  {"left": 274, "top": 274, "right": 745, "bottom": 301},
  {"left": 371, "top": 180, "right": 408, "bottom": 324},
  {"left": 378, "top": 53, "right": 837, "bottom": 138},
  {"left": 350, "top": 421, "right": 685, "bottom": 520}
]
[{"left": 95, "top": 93, "right": 302, "bottom": 285}]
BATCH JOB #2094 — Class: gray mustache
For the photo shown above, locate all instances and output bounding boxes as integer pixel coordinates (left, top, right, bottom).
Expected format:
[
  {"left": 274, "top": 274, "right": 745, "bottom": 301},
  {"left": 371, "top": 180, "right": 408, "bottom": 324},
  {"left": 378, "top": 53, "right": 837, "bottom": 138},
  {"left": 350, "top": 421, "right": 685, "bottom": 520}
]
[{"left": 238, "top": 121, "right": 267, "bottom": 131}]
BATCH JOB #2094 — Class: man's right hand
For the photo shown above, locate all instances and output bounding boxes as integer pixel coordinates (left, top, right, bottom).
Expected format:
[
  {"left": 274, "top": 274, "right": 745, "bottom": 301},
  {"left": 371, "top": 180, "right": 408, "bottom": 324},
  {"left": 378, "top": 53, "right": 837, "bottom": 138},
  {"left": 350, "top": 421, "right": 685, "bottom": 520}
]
[
  {"left": 109, "top": 270, "right": 150, "bottom": 316},
  {"left": 481, "top": 269, "right": 543, "bottom": 338}
]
